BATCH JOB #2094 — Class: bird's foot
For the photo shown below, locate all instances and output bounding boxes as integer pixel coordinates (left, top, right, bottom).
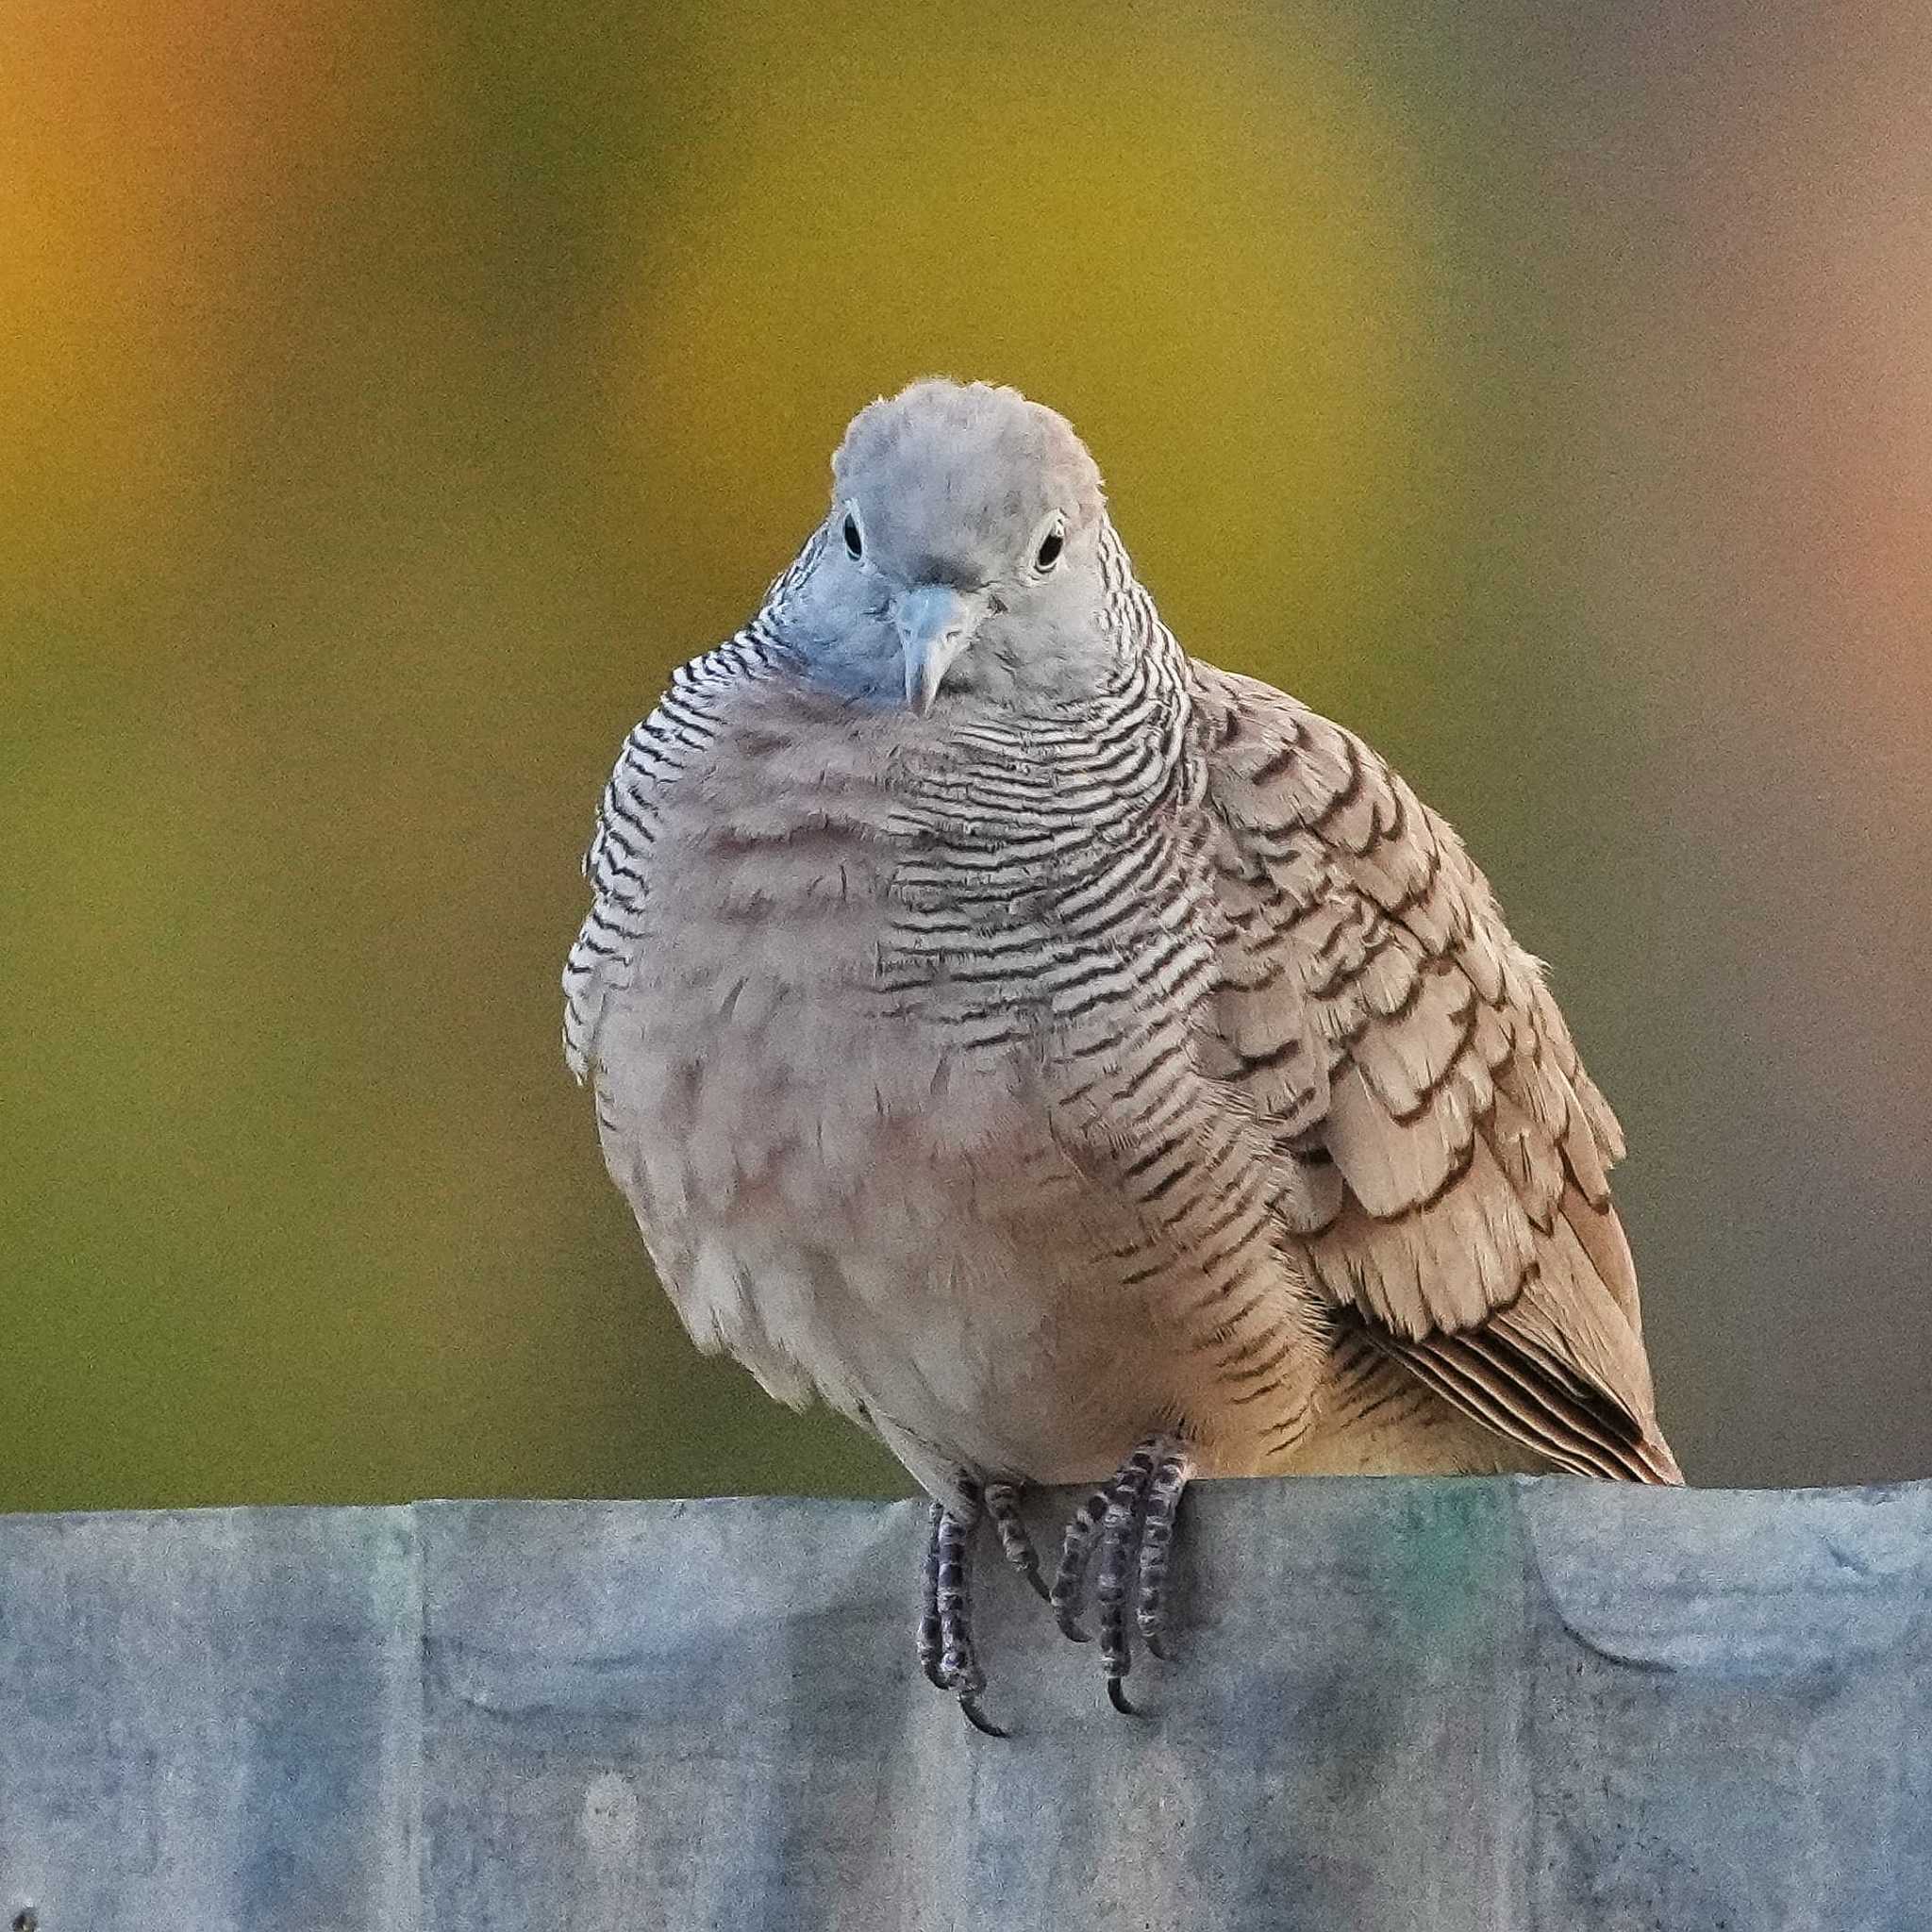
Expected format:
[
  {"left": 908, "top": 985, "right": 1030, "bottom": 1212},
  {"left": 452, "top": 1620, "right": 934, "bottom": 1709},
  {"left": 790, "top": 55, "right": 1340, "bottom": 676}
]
[
  {"left": 917, "top": 1476, "right": 1047, "bottom": 1736},
  {"left": 919, "top": 1491, "right": 1005, "bottom": 1735},
  {"left": 1048, "top": 1436, "right": 1193, "bottom": 1714}
]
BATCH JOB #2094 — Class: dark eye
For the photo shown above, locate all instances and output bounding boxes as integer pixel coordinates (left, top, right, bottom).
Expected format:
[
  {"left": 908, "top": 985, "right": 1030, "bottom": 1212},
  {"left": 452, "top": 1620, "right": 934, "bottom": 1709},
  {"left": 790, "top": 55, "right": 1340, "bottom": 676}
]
[
  {"left": 1035, "top": 524, "right": 1064, "bottom": 572},
  {"left": 842, "top": 512, "right": 864, "bottom": 560}
]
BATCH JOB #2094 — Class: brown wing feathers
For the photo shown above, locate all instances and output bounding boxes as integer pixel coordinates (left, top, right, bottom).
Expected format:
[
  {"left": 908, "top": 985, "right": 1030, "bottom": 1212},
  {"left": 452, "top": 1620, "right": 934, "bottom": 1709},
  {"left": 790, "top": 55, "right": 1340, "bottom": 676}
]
[{"left": 1195, "top": 667, "right": 1681, "bottom": 1484}]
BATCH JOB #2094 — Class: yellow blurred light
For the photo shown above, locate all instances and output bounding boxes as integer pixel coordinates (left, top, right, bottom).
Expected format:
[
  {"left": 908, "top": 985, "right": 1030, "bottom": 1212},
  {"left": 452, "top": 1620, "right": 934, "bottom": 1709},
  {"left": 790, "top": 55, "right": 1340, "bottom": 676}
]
[{"left": 606, "top": 1, "right": 1434, "bottom": 677}]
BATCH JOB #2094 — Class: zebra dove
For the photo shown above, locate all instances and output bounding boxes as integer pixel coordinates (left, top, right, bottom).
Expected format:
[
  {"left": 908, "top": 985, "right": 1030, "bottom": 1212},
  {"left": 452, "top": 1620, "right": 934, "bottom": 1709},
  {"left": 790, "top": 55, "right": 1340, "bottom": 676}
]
[{"left": 563, "top": 379, "right": 1680, "bottom": 1732}]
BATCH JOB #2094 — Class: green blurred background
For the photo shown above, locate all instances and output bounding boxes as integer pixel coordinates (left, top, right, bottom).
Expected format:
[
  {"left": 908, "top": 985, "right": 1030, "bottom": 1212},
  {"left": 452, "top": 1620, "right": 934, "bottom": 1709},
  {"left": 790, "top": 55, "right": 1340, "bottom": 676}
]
[{"left": 5, "top": 1, "right": 1927, "bottom": 1510}]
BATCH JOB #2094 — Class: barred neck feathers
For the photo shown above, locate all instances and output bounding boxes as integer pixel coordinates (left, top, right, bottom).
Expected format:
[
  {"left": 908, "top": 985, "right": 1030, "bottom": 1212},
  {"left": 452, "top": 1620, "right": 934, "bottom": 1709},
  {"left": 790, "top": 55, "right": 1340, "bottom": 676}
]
[{"left": 560, "top": 619, "right": 790, "bottom": 1079}]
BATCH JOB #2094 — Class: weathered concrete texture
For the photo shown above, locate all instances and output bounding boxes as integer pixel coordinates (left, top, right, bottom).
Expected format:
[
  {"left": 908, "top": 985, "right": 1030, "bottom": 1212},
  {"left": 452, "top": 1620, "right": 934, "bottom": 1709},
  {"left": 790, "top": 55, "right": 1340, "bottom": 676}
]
[
  {"left": 0, "top": 1507, "right": 422, "bottom": 1929},
  {"left": 3, "top": 1479, "right": 1927, "bottom": 1930}
]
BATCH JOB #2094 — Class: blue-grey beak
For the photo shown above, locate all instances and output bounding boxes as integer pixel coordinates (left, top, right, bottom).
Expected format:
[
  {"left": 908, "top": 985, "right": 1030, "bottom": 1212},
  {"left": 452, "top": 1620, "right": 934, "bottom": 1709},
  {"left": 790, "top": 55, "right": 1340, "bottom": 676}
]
[{"left": 894, "top": 585, "right": 979, "bottom": 716}]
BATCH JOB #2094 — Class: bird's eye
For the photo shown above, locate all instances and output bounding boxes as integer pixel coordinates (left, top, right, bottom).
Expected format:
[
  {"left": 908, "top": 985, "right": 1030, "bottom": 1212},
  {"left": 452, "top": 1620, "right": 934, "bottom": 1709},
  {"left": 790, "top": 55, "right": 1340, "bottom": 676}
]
[
  {"left": 1035, "top": 521, "right": 1065, "bottom": 572},
  {"left": 842, "top": 511, "right": 864, "bottom": 560}
]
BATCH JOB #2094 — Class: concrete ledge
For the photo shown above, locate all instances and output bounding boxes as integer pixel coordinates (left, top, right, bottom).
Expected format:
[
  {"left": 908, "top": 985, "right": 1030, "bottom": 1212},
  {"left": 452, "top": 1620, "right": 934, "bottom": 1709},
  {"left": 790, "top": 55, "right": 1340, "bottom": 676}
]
[{"left": 4, "top": 1477, "right": 1927, "bottom": 1928}]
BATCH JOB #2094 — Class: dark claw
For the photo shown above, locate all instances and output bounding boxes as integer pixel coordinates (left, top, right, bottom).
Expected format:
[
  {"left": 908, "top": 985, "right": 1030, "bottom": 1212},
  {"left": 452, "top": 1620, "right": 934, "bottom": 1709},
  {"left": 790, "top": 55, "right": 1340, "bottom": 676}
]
[
  {"left": 1056, "top": 1606, "right": 1092, "bottom": 1644},
  {"left": 958, "top": 1692, "right": 1010, "bottom": 1739},
  {"left": 1107, "top": 1677, "right": 1143, "bottom": 1718}
]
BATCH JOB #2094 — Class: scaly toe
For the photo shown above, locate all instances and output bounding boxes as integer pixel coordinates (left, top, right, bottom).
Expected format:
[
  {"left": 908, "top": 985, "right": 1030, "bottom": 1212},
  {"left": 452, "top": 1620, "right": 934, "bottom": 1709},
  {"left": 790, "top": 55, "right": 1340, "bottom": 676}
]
[
  {"left": 1134, "top": 1442, "right": 1192, "bottom": 1670},
  {"left": 985, "top": 1480, "right": 1051, "bottom": 1603},
  {"left": 1049, "top": 1478, "right": 1115, "bottom": 1644},
  {"left": 1097, "top": 1447, "right": 1157, "bottom": 1701}
]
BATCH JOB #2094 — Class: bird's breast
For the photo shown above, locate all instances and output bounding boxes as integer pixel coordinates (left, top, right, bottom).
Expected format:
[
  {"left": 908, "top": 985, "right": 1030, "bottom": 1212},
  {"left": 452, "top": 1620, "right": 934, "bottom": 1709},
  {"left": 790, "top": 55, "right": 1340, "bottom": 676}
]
[{"left": 586, "top": 701, "right": 1295, "bottom": 1487}]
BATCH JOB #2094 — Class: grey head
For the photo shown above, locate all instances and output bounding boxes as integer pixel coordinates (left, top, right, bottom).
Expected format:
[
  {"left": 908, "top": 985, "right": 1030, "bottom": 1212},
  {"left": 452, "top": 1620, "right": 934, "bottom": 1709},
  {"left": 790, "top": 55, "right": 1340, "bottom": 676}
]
[{"left": 780, "top": 379, "right": 1120, "bottom": 715}]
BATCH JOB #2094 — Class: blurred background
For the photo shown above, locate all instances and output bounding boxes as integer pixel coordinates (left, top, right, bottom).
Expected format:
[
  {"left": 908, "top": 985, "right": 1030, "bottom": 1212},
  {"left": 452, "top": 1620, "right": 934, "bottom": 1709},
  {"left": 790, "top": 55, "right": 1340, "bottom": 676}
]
[{"left": 4, "top": 0, "right": 1926, "bottom": 1511}]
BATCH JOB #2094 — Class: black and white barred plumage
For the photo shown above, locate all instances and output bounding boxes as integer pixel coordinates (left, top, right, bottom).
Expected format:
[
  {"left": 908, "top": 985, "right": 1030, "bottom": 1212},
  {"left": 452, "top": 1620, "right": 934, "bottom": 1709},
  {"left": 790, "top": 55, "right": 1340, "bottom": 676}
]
[{"left": 564, "top": 379, "right": 1678, "bottom": 1720}]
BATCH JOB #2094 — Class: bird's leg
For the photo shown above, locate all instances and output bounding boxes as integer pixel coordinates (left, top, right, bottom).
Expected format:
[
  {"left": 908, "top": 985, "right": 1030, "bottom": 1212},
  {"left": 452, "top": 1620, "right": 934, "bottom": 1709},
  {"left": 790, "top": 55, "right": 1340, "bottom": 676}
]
[
  {"left": 983, "top": 1479, "right": 1051, "bottom": 1601},
  {"left": 1049, "top": 1434, "right": 1194, "bottom": 1713},
  {"left": 916, "top": 1483, "right": 1008, "bottom": 1738}
]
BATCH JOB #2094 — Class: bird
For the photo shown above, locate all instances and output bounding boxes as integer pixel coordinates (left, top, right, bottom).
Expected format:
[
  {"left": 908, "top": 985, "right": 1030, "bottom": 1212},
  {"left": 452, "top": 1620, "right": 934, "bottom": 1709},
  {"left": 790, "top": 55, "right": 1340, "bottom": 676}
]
[{"left": 563, "top": 378, "right": 1680, "bottom": 1733}]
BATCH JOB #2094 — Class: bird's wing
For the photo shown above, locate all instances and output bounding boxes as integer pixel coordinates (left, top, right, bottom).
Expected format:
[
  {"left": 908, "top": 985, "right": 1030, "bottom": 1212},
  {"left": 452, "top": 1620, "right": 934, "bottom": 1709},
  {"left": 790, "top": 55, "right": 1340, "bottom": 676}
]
[{"left": 1191, "top": 663, "right": 1679, "bottom": 1482}]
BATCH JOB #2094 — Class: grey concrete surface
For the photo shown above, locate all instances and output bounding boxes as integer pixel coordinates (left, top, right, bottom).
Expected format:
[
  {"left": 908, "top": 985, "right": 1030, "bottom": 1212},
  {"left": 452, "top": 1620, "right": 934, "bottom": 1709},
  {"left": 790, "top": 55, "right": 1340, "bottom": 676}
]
[{"left": 2, "top": 1477, "right": 1926, "bottom": 1929}]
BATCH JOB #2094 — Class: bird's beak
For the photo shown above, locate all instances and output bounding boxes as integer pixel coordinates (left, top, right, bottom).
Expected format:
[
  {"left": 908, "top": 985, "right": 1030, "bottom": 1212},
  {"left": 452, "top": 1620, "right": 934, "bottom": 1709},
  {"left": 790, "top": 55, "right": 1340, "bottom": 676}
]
[{"left": 893, "top": 585, "right": 979, "bottom": 716}]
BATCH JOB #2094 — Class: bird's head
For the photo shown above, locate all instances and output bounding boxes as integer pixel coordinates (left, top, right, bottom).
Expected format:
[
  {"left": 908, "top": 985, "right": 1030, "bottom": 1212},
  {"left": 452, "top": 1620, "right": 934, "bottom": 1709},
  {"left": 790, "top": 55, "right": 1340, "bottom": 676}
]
[{"left": 786, "top": 379, "right": 1114, "bottom": 715}]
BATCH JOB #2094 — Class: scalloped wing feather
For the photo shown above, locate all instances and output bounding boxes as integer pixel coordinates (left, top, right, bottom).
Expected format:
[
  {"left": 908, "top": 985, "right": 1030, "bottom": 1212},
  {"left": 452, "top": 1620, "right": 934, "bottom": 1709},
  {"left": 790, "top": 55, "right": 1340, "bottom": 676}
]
[{"left": 1192, "top": 664, "right": 1678, "bottom": 1483}]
